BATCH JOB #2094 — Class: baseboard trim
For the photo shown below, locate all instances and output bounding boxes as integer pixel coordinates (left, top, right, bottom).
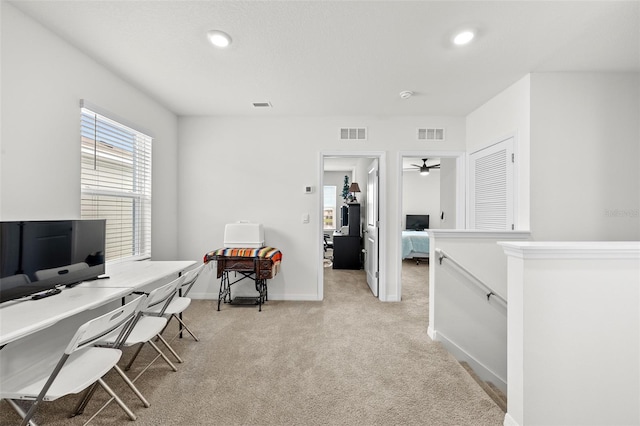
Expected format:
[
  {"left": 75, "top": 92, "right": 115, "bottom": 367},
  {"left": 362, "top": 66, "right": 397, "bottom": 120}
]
[
  {"left": 427, "top": 326, "right": 436, "bottom": 340},
  {"left": 503, "top": 413, "right": 519, "bottom": 426},
  {"left": 434, "top": 330, "right": 507, "bottom": 394}
]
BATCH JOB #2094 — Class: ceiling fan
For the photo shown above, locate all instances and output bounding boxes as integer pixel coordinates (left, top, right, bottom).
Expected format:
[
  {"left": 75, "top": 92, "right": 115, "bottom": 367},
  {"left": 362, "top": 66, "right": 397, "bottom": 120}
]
[{"left": 409, "top": 158, "right": 440, "bottom": 175}]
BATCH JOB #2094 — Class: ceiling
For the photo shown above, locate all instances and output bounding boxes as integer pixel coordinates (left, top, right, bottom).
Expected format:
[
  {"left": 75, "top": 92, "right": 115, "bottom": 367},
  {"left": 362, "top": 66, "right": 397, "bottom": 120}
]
[{"left": 10, "top": 1, "right": 639, "bottom": 117}]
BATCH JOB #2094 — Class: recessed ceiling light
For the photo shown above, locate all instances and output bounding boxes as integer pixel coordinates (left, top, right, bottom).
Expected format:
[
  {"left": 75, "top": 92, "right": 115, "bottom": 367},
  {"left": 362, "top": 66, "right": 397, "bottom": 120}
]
[
  {"left": 453, "top": 30, "right": 475, "bottom": 46},
  {"left": 399, "top": 90, "right": 414, "bottom": 99},
  {"left": 207, "top": 30, "right": 232, "bottom": 48}
]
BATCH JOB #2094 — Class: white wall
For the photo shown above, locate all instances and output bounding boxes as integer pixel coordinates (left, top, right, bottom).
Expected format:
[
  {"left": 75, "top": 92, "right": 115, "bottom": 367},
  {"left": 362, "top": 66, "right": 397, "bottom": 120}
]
[
  {"left": 439, "top": 158, "right": 457, "bottom": 227},
  {"left": 427, "top": 230, "right": 531, "bottom": 394},
  {"left": 466, "top": 75, "right": 531, "bottom": 231},
  {"left": 178, "top": 115, "right": 465, "bottom": 301},
  {"left": 402, "top": 169, "right": 441, "bottom": 229},
  {"left": 501, "top": 242, "right": 640, "bottom": 426},
  {"left": 0, "top": 3, "right": 180, "bottom": 260},
  {"left": 530, "top": 72, "right": 640, "bottom": 241}
]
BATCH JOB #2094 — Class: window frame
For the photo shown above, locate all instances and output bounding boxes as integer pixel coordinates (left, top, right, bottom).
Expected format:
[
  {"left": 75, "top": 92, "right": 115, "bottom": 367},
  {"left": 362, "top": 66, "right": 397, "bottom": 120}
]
[{"left": 80, "top": 101, "right": 152, "bottom": 263}]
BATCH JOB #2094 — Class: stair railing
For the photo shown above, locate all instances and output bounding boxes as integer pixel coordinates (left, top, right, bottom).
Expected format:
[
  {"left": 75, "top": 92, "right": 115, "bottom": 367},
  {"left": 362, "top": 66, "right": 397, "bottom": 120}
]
[{"left": 435, "top": 248, "right": 507, "bottom": 308}]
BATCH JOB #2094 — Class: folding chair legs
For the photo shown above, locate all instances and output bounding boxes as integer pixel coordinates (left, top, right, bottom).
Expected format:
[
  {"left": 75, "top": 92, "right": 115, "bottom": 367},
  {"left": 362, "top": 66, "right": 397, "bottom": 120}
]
[
  {"left": 173, "top": 314, "right": 199, "bottom": 342},
  {"left": 72, "top": 382, "right": 99, "bottom": 416},
  {"left": 97, "top": 378, "right": 137, "bottom": 421},
  {"left": 113, "top": 365, "right": 150, "bottom": 408},
  {"left": 156, "top": 333, "right": 183, "bottom": 364},
  {"left": 125, "top": 340, "right": 178, "bottom": 373},
  {"left": 5, "top": 399, "right": 38, "bottom": 426},
  {"left": 72, "top": 377, "right": 137, "bottom": 421}
]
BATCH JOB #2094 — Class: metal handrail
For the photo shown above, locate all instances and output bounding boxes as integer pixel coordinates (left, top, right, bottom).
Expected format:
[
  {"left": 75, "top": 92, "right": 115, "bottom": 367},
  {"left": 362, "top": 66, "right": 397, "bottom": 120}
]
[{"left": 435, "top": 248, "right": 507, "bottom": 307}]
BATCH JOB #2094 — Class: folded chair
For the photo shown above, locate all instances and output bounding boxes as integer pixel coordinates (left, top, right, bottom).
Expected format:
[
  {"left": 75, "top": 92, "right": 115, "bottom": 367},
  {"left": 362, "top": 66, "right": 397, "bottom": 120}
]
[
  {"left": 0, "top": 295, "right": 145, "bottom": 426},
  {"left": 155, "top": 263, "right": 205, "bottom": 342}
]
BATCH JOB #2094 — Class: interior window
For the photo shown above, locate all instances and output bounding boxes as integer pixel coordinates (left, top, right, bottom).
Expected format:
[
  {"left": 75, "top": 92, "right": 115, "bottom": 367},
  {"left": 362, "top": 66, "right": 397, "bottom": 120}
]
[{"left": 323, "top": 185, "right": 337, "bottom": 230}]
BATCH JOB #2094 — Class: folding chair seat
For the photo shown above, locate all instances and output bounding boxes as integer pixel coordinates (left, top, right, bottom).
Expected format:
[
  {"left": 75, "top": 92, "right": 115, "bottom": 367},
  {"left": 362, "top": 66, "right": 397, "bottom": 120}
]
[
  {"left": 0, "top": 295, "right": 145, "bottom": 426},
  {"left": 154, "top": 263, "right": 205, "bottom": 342}
]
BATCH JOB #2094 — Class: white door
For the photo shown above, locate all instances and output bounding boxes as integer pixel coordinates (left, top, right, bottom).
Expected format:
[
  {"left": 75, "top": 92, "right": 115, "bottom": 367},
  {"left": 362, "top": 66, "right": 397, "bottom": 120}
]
[
  {"left": 468, "top": 137, "right": 515, "bottom": 230},
  {"left": 364, "top": 159, "right": 379, "bottom": 296}
]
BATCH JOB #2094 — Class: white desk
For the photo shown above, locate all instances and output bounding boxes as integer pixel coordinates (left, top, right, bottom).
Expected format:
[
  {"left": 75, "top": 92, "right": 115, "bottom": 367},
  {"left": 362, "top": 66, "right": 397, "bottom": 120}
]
[
  {"left": 0, "top": 260, "right": 197, "bottom": 347},
  {"left": 78, "top": 260, "right": 197, "bottom": 290},
  {"left": 0, "top": 287, "right": 133, "bottom": 347}
]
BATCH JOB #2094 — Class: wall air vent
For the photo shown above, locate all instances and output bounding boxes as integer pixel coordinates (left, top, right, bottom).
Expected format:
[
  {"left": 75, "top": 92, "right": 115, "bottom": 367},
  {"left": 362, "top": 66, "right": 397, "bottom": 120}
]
[
  {"left": 340, "top": 128, "right": 367, "bottom": 141},
  {"left": 252, "top": 102, "right": 272, "bottom": 108},
  {"left": 417, "top": 128, "right": 445, "bottom": 141}
]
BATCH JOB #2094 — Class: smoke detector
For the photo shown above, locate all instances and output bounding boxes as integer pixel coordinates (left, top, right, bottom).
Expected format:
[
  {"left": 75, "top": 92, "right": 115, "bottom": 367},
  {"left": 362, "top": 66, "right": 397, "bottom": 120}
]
[{"left": 399, "top": 91, "right": 414, "bottom": 99}]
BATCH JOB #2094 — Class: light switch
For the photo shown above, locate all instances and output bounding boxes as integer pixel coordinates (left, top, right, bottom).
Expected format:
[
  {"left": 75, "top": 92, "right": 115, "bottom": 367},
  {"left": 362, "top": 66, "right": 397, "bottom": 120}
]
[{"left": 302, "top": 213, "right": 310, "bottom": 224}]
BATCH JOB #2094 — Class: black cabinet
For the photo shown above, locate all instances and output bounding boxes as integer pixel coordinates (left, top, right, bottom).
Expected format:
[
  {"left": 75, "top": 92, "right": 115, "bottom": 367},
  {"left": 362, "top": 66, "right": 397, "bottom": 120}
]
[
  {"left": 347, "top": 203, "right": 361, "bottom": 236},
  {"left": 332, "top": 235, "right": 361, "bottom": 269}
]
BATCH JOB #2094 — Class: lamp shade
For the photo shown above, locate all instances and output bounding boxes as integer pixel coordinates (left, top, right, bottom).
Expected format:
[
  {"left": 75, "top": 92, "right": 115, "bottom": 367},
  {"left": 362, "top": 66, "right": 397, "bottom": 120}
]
[{"left": 348, "top": 183, "right": 361, "bottom": 193}]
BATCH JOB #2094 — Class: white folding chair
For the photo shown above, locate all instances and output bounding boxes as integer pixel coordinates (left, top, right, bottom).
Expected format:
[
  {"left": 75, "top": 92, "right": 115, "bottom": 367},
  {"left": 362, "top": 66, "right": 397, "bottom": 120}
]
[
  {"left": 155, "top": 263, "right": 205, "bottom": 342},
  {"left": 107, "top": 275, "right": 185, "bottom": 372},
  {"left": 72, "top": 276, "right": 185, "bottom": 419},
  {"left": 0, "top": 295, "right": 145, "bottom": 426}
]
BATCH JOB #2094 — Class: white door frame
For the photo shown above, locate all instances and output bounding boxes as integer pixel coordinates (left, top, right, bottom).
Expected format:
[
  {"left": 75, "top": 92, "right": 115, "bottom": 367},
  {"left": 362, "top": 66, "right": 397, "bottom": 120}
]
[
  {"left": 318, "top": 151, "right": 387, "bottom": 301},
  {"left": 395, "top": 151, "right": 466, "bottom": 301}
]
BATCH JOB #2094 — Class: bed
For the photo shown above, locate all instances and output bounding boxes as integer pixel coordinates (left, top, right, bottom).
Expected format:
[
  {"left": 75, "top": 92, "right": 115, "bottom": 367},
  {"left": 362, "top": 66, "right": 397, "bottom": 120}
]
[{"left": 401, "top": 230, "right": 430, "bottom": 264}]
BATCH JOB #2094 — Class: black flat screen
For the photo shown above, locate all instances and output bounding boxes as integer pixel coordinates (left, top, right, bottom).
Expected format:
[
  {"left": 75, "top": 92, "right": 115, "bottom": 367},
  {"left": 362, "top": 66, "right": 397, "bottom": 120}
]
[
  {"left": 406, "top": 215, "right": 429, "bottom": 231},
  {"left": 0, "top": 220, "right": 106, "bottom": 303}
]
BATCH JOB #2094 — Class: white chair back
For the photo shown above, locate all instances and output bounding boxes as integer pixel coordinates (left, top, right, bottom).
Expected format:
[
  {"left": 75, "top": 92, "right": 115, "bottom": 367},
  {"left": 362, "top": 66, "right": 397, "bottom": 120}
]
[
  {"left": 140, "top": 275, "right": 185, "bottom": 316},
  {"left": 178, "top": 264, "right": 205, "bottom": 298},
  {"left": 65, "top": 295, "right": 145, "bottom": 355}
]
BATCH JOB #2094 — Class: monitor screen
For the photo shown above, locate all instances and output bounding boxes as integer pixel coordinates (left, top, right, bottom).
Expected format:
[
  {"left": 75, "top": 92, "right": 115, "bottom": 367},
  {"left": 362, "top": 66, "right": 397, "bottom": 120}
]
[
  {"left": 0, "top": 220, "right": 106, "bottom": 303},
  {"left": 406, "top": 214, "right": 429, "bottom": 231}
]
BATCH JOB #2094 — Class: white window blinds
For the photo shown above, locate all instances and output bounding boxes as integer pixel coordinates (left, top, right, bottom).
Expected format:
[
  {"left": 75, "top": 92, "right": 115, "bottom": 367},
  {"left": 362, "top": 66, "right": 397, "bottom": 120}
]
[
  {"left": 80, "top": 105, "right": 152, "bottom": 262},
  {"left": 469, "top": 137, "right": 514, "bottom": 230}
]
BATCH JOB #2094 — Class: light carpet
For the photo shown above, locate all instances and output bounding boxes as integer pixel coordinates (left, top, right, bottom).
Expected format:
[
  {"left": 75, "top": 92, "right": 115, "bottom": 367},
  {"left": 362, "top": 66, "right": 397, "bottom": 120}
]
[{"left": 0, "top": 260, "right": 505, "bottom": 425}]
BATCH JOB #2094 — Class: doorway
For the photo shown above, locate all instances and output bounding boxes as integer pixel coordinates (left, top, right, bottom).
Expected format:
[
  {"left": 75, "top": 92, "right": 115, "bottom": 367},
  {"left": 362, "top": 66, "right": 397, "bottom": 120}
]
[
  {"left": 396, "top": 151, "right": 465, "bottom": 301},
  {"left": 318, "top": 152, "right": 386, "bottom": 301}
]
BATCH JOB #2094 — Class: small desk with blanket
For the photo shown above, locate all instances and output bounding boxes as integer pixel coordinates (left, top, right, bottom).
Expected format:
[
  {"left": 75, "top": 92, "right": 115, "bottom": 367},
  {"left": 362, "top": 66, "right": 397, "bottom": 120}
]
[
  {"left": 401, "top": 231, "right": 430, "bottom": 264},
  {"left": 204, "top": 247, "right": 282, "bottom": 312}
]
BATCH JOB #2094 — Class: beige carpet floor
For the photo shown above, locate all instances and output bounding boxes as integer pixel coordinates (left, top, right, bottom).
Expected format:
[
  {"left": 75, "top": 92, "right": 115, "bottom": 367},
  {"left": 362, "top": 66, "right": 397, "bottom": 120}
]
[{"left": 0, "top": 260, "right": 505, "bottom": 425}]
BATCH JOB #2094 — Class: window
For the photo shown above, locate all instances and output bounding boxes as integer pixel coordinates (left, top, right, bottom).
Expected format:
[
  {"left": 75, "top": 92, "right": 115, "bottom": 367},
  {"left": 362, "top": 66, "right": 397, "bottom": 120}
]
[
  {"left": 323, "top": 185, "right": 337, "bottom": 230},
  {"left": 80, "top": 103, "right": 152, "bottom": 262}
]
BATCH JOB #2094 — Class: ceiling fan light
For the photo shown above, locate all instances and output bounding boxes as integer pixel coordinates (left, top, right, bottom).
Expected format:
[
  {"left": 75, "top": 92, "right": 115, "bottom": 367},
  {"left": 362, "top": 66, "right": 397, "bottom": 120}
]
[{"left": 420, "top": 169, "right": 429, "bottom": 176}]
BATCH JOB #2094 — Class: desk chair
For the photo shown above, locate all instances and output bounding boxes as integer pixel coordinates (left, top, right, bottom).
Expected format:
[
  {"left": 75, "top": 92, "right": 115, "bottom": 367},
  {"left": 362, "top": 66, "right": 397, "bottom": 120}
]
[
  {"left": 155, "top": 263, "right": 205, "bottom": 342},
  {"left": 0, "top": 295, "right": 145, "bottom": 426},
  {"left": 73, "top": 276, "right": 185, "bottom": 419},
  {"left": 323, "top": 234, "right": 334, "bottom": 259}
]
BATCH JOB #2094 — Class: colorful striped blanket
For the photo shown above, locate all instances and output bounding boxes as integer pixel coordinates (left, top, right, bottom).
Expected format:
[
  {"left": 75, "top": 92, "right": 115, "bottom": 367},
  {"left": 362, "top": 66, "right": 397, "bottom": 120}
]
[{"left": 204, "top": 247, "right": 283, "bottom": 264}]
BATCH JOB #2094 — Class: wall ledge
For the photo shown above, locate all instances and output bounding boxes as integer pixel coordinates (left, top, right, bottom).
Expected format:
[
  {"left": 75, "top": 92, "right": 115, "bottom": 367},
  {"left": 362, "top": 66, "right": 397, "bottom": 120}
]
[
  {"left": 499, "top": 241, "right": 640, "bottom": 259},
  {"left": 427, "top": 229, "right": 531, "bottom": 240}
]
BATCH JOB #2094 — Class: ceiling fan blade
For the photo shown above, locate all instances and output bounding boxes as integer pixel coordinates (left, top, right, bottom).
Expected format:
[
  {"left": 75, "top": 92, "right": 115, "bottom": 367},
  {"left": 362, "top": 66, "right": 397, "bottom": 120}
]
[{"left": 410, "top": 164, "right": 421, "bottom": 168}]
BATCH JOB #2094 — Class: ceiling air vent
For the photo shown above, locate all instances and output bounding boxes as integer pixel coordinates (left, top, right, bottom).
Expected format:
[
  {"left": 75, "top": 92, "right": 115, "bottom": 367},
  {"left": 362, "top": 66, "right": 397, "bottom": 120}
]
[
  {"left": 252, "top": 102, "right": 272, "bottom": 108},
  {"left": 417, "top": 128, "right": 445, "bottom": 141},
  {"left": 340, "top": 128, "right": 367, "bottom": 141}
]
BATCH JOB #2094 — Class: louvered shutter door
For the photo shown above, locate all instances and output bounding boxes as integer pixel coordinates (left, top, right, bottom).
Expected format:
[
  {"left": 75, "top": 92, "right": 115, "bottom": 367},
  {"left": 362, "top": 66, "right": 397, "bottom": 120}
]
[{"left": 469, "top": 137, "right": 514, "bottom": 230}]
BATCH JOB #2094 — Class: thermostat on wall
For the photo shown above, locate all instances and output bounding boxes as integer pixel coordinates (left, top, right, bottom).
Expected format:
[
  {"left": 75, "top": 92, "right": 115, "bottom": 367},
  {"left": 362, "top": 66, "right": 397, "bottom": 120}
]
[{"left": 304, "top": 185, "right": 314, "bottom": 194}]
